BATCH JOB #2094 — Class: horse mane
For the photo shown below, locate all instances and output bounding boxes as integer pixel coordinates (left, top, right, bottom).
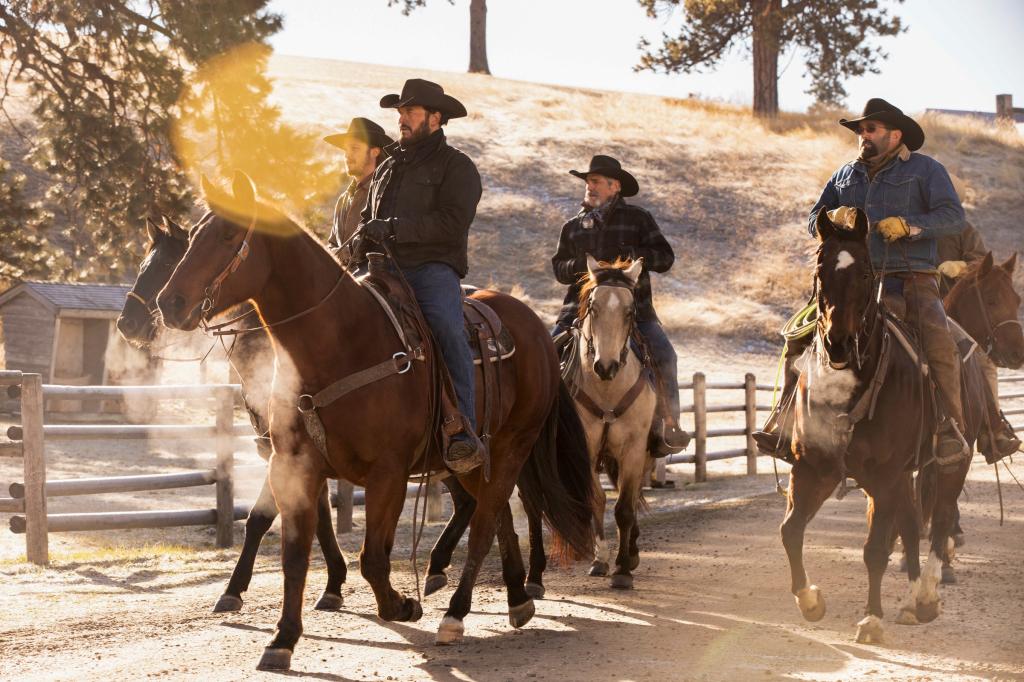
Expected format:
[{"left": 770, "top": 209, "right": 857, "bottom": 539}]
[{"left": 577, "top": 257, "right": 636, "bottom": 319}]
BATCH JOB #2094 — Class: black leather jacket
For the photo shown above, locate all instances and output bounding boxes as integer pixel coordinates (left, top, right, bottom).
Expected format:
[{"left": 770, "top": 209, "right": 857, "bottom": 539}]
[{"left": 359, "top": 129, "right": 482, "bottom": 277}]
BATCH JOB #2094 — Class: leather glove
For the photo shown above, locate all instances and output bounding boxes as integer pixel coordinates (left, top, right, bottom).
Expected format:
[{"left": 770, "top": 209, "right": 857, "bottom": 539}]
[
  {"left": 359, "top": 218, "right": 394, "bottom": 244},
  {"left": 827, "top": 206, "right": 858, "bottom": 230},
  {"left": 938, "top": 260, "right": 968, "bottom": 279},
  {"left": 876, "top": 216, "right": 910, "bottom": 241}
]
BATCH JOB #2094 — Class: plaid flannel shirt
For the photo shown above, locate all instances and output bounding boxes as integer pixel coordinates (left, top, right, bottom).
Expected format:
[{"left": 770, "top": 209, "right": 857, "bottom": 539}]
[{"left": 551, "top": 197, "right": 674, "bottom": 325}]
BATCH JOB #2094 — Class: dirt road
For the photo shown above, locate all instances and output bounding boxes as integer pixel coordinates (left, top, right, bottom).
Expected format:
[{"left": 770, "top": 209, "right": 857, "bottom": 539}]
[{"left": 1, "top": 460, "right": 1022, "bottom": 681}]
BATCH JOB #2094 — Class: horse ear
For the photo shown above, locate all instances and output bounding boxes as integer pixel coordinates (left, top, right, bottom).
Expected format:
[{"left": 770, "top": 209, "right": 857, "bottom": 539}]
[
  {"left": 623, "top": 257, "right": 644, "bottom": 285},
  {"left": 1002, "top": 252, "right": 1017, "bottom": 275},
  {"left": 586, "top": 254, "right": 599, "bottom": 276},
  {"left": 145, "top": 217, "right": 164, "bottom": 244},
  {"left": 200, "top": 174, "right": 219, "bottom": 200},
  {"left": 162, "top": 215, "right": 189, "bottom": 242},
  {"left": 232, "top": 170, "right": 257, "bottom": 213},
  {"left": 852, "top": 208, "right": 869, "bottom": 243},
  {"left": 979, "top": 251, "right": 994, "bottom": 278},
  {"left": 815, "top": 207, "right": 835, "bottom": 243}
]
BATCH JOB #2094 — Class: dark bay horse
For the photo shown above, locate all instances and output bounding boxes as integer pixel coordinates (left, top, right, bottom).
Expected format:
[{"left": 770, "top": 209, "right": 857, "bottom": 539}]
[
  {"left": 782, "top": 208, "right": 977, "bottom": 644},
  {"left": 156, "top": 173, "right": 593, "bottom": 670},
  {"left": 945, "top": 252, "right": 1023, "bottom": 370}
]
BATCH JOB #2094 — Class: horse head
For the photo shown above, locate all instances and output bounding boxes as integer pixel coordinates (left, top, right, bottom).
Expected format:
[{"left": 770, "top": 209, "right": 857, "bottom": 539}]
[
  {"left": 158, "top": 171, "right": 275, "bottom": 331},
  {"left": 579, "top": 254, "right": 643, "bottom": 381},
  {"left": 813, "top": 206, "right": 874, "bottom": 370},
  {"left": 117, "top": 215, "right": 189, "bottom": 347},
  {"left": 949, "top": 252, "right": 1023, "bottom": 369}
]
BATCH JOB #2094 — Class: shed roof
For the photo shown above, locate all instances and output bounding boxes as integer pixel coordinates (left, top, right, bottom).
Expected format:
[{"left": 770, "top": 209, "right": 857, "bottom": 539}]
[{"left": 0, "top": 281, "right": 131, "bottom": 313}]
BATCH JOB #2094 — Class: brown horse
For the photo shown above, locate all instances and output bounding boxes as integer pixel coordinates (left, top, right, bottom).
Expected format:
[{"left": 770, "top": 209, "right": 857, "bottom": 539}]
[
  {"left": 156, "top": 173, "right": 593, "bottom": 670},
  {"left": 782, "top": 208, "right": 977, "bottom": 644},
  {"left": 945, "top": 252, "right": 1023, "bottom": 369}
]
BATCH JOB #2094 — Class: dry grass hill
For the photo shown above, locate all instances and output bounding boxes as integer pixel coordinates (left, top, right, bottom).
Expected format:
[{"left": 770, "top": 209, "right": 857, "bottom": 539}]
[{"left": 266, "top": 55, "right": 1023, "bottom": 345}]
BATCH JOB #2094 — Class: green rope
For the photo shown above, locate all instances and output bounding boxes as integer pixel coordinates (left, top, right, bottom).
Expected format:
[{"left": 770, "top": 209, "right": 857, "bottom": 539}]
[{"left": 769, "top": 303, "right": 818, "bottom": 410}]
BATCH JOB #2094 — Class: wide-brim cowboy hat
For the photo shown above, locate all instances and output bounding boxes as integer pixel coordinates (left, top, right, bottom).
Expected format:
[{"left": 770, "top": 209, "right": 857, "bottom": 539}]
[
  {"left": 379, "top": 78, "right": 467, "bottom": 119},
  {"left": 569, "top": 155, "right": 639, "bottom": 197},
  {"left": 323, "top": 117, "right": 394, "bottom": 150},
  {"left": 839, "top": 98, "right": 925, "bottom": 152}
]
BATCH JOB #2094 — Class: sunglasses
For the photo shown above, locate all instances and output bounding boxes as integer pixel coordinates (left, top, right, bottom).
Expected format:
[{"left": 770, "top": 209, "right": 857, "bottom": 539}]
[{"left": 857, "top": 123, "right": 889, "bottom": 135}]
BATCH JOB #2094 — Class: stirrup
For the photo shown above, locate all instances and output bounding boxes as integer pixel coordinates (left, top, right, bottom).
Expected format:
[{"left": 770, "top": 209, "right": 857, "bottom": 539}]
[{"left": 445, "top": 431, "right": 486, "bottom": 474}]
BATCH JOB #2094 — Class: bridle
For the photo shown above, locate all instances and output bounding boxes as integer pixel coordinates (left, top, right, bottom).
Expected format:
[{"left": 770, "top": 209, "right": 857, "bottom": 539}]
[
  {"left": 814, "top": 246, "right": 880, "bottom": 372},
  {"left": 579, "top": 281, "right": 636, "bottom": 368},
  {"left": 199, "top": 210, "right": 258, "bottom": 320},
  {"left": 969, "top": 273, "right": 1023, "bottom": 361}
]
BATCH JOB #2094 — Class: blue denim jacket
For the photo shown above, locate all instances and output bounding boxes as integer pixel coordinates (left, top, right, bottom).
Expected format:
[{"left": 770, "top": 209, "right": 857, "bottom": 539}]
[{"left": 808, "top": 149, "right": 965, "bottom": 272}]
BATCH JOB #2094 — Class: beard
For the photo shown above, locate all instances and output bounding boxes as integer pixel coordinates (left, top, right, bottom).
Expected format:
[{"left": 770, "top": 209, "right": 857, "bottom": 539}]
[
  {"left": 859, "top": 140, "right": 878, "bottom": 160},
  {"left": 401, "top": 119, "right": 432, "bottom": 145}
]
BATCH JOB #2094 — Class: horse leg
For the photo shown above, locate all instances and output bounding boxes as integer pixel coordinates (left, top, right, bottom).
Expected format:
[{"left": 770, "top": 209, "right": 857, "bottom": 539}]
[
  {"left": 425, "top": 477, "right": 476, "bottom": 597},
  {"left": 895, "top": 475, "right": 925, "bottom": 625},
  {"left": 856, "top": 491, "right": 898, "bottom": 644},
  {"left": 525, "top": 498, "right": 547, "bottom": 599},
  {"left": 360, "top": 471, "right": 422, "bottom": 623},
  {"left": 313, "top": 481, "right": 347, "bottom": 611},
  {"left": 589, "top": 470, "right": 610, "bottom": 577},
  {"left": 215, "top": 475, "right": 277, "bottom": 613},
  {"left": 437, "top": 470, "right": 520, "bottom": 645},
  {"left": 257, "top": 457, "right": 323, "bottom": 671},
  {"left": 780, "top": 460, "right": 840, "bottom": 622},
  {"left": 610, "top": 462, "right": 643, "bottom": 590},
  {"left": 496, "top": 501, "right": 535, "bottom": 628},
  {"left": 918, "top": 460, "right": 969, "bottom": 623}
]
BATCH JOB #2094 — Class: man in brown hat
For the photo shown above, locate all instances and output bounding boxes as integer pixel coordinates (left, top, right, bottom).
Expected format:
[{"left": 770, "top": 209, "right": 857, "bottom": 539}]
[
  {"left": 551, "top": 155, "right": 690, "bottom": 453},
  {"left": 755, "top": 98, "right": 969, "bottom": 463},
  {"left": 325, "top": 117, "right": 394, "bottom": 266},
  {"left": 351, "top": 78, "right": 485, "bottom": 473}
]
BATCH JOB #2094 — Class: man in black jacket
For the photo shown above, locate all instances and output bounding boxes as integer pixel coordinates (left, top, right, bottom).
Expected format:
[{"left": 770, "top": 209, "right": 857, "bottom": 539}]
[
  {"left": 551, "top": 155, "right": 689, "bottom": 452},
  {"left": 352, "top": 79, "right": 485, "bottom": 473}
]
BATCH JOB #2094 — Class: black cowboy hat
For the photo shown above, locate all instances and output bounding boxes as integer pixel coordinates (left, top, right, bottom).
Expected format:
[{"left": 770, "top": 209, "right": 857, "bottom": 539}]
[
  {"left": 379, "top": 78, "right": 467, "bottom": 119},
  {"left": 569, "top": 155, "right": 639, "bottom": 197},
  {"left": 323, "top": 117, "right": 394, "bottom": 150},
  {"left": 839, "top": 98, "right": 925, "bottom": 152}
]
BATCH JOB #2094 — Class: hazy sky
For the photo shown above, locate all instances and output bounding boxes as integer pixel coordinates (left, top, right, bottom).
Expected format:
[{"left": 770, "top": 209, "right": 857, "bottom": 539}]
[{"left": 267, "top": 0, "right": 1024, "bottom": 115}]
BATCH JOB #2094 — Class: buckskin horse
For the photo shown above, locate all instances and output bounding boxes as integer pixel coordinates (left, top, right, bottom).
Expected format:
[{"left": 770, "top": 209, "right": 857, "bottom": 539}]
[
  {"left": 116, "top": 216, "right": 509, "bottom": 615},
  {"left": 156, "top": 172, "right": 594, "bottom": 670},
  {"left": 782, "top": 208, "right": 980, "bottom": 644},
  {"left": 566, "top": 256, "right": 657, "bottom": 589}
]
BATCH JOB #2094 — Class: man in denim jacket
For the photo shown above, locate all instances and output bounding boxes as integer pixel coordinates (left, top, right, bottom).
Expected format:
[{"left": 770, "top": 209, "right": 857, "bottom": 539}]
[{"left": 755, "top": 98, "right": 968, "bottom": 462}]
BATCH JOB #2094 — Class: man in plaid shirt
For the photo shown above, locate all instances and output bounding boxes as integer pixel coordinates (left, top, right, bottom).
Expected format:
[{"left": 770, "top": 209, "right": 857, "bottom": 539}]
[{"left": 551, "top": 155, "right": 687, "bottom": 452}]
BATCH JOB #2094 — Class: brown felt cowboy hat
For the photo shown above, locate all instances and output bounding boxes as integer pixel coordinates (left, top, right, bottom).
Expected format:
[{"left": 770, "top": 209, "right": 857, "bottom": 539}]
[
  {"left": 569, "top": 155, "right": 639, "bottom": 197},
  {"left": 839, "top": 98, "right": 925, "bottom": 152},
  {"left": 323, "top": 117, "right": 394, "bottom": 150},
  {"left": 379, "top": 78, "right": 467, "bottom": 119}
]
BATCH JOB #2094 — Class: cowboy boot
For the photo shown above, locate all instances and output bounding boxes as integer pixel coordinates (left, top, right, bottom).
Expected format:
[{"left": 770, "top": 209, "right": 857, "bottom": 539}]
[
  {"left": 446, "top": 428, "right": 487, "bottom": 474},
  {"left": 753, "top": 357, "right": 800, "bottom": 458},
  {"left": 651, "top": 418, "right": 690, "bottom": 457},
  {"left": 978, "top": 412, "right": 1021, "bottom": 465},
  {"left": 934, "top": 418, "right": 969, "bottom": 466}
]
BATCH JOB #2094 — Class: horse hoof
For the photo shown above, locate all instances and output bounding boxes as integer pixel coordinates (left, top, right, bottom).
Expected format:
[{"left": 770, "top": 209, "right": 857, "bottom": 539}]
[
  {"left": 314, "top": 591, "right": 344, "bottom": 611},
  {"left": 256, "top": 647, "right": 292, "bottom": 671},
  {"left": 941, "top": 564, "right": 957, "bottom": 585},
  {"left": 435, "top": 616, "right": 464, "bottom": 645},
  {"left": 855, "top": 615, "right": 884, "bottom": 644},
  {"left": 213, "top": 593, "right": 243, "bottom": 613},
  {"left": 895, "top": 607, "right": 920, "bottom": 625},
  {"left": 916, "top": 598, "right": 941, "bottom": 623},
  {"left": 424, "top": 573, "right": 448, "bottom": 597},
  {"left": 525, "top": 582, "right": 546, "bottom": 600},
  {"left": 588, "top": 561, "right": 609, "bottom": 577},
  {"left": 400, "top": 598, "right": 423, "bottom": 622},
  {"left": 509, "top": 598, "right": 535, "bottom": 628},
  {"left": 795, "top": 585, "right": 826, "bottom": 622},
  {"left": 610, "top": 574, "right": 634, "bottom": 590}
]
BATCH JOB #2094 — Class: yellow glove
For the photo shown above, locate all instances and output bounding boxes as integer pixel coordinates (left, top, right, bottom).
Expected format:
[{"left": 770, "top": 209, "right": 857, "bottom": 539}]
[
  {"left": 827, "top": 206, "right": 858, "bottom": 229},
  {"left": 877, "top": 216, "right": 910, "bottom": 242},
  {"left": 937, "top": 260, "right": 968, "bottom": 279}
]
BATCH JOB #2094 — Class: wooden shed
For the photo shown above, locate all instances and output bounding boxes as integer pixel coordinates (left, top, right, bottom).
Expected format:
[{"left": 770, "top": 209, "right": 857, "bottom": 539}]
[{"left": 0, "top": 281, "right": 130, "bottom": 385}]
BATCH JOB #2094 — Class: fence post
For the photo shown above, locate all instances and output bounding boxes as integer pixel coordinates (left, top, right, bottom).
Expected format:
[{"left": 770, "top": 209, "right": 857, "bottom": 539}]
[
  {"left": 693, "top": 372, "right": 707, "bottom": 483},
  {"left": 744, "top": 373, "right": 757, "bottom": 476},
  {"left": 426, "top": 480, "right": 443, "bottom": 523},
  {"left": 21, "top": 373, "right": 48, "bottom": 565},
  {"left": 996, "top": 93, "right": 1013, "bottom": 120},
  {"left": 214, "top": 387, "right": 234, "bottom": 548},
  {"left": 336, "top": 479, "right": 354, "bottom": 536}
]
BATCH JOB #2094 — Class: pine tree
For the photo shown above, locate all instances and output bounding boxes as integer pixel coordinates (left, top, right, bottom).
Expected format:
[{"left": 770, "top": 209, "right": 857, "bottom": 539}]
[{"left": 636, "top": 0, "right": 905, "bottom": 117}]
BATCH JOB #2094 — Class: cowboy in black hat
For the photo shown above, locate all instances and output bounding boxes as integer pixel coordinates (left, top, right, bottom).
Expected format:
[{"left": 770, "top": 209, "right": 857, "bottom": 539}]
[
  {"left": 551, "top": 155, "right": 690, "bottom": 453},
  {"left": 351, "top": 78, "right": 486, "bottom": 473},
  {"left": 325, "top": 117, "right": 394, "bottom": 266},
  {"left": 754, "top": 98, "right": 969, "bottom": 462}
]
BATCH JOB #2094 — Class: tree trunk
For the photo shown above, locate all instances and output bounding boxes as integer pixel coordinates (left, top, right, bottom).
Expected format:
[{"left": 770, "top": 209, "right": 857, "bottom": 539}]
[
  {"left": 751, "top": 0, "right": 781, "bottom": 118},
  {"left": 468, "top": 0, "right": 490, "bottom": 74}
]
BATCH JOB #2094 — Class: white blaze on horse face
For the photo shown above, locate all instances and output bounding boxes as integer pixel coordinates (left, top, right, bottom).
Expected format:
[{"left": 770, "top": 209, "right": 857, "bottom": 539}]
[{"left": 835, "top": 250, "right": 855, "bottom": 271}]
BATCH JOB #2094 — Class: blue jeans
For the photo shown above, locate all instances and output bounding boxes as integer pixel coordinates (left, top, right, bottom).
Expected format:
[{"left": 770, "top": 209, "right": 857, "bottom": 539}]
[{"left": 401, "top": 262, "right": 477, "bottom": 432}]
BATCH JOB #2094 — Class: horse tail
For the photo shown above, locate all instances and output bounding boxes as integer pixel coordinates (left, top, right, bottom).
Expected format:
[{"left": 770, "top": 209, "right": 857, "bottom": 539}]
[{"left": 518, "top": 380, "right": 595, "bottom": 563}]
